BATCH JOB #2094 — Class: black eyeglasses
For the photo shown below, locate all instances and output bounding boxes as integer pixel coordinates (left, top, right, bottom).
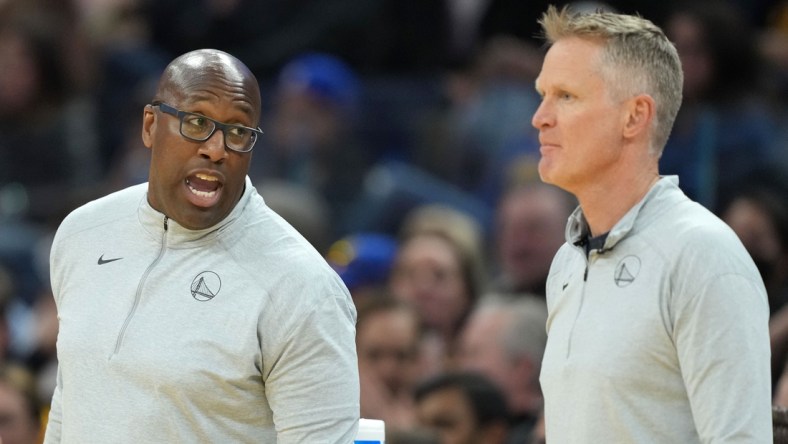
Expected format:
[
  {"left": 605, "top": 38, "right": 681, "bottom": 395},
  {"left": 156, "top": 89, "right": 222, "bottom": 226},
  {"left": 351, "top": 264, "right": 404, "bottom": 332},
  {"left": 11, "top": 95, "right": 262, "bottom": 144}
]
[{"left": 151, "top": 102, "right": 263, "bottom": 153}]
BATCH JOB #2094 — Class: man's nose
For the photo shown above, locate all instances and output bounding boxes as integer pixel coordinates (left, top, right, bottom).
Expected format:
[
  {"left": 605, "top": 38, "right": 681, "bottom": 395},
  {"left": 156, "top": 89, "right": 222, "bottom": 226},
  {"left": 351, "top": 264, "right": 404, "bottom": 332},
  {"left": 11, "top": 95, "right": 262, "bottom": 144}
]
[
  {"left": 532, "top": 99, "right": 554, "bottom": 129},
  {"left": 198, "top": 129, "right": 228, "bottom": 162}
]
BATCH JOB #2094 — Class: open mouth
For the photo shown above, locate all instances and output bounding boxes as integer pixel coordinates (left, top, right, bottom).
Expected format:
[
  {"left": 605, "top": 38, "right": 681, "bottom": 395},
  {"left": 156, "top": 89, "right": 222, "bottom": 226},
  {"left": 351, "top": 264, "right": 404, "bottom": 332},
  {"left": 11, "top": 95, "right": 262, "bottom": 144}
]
[
  {"left": 187, "top": 173, "right": 220, "bottom": 196},
  {"left": 184, "top": 173, "right": 222, "bottom": 207}
]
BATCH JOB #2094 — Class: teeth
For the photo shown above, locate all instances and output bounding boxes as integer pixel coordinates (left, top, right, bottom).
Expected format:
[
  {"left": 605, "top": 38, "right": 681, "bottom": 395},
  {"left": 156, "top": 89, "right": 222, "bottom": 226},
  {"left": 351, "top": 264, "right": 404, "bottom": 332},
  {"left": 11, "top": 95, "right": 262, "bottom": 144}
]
[
  {"left": 188, "top": 185, "right": 217, "bottom": 198},
  {"left": 195, "top": 173, "right": 218, "bottom": 181}
]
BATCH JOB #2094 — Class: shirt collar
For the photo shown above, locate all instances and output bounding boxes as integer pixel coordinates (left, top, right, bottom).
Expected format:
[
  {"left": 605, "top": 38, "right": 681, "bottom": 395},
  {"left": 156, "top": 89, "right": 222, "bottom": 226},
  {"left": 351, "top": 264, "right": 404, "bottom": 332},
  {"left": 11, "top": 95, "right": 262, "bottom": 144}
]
[{"left": 566, "top": 176, "right": 681, "bottom": 252}]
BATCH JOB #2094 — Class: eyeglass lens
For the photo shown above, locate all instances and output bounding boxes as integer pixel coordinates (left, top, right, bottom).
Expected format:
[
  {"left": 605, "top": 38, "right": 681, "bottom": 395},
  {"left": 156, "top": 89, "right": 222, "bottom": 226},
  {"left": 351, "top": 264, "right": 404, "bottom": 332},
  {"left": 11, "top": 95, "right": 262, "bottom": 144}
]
[{"left": 179, "top": 112, "right": 256, "bottom": 151}]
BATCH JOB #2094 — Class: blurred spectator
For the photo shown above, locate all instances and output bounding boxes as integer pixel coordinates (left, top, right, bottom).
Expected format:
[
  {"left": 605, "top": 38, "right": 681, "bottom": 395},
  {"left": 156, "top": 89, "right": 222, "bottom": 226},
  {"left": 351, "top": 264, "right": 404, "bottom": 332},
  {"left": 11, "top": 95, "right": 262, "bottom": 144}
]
[
  {"left": 724, "top": 170, "right": 788, "bottom": 393},
  {"left": 70, "top": 0, "right": 170, "bottom": 174},
  {"left": 256, "top": 179, "right": 333, "bottom": 254},
  {"left": 720, "top": 170, "right": 788, "bottom": 315},
  {"left": 457, "top": 294, "right": 548, "bottom": 443},
  {"left": 355, "top": 296, "right": 423, "bottom": 433},
  {"left": 414, "top": 371, "right": 510, "bottom": 444},
  {"left": 389, "top": 204, "right": 488, "bottom": 377},
  {"left": 23, "top": 289, "right": 58, "bottom": 414},
  {"left": 0, "top": 228, "right": 59, "bottom": 428},
  {"left": 252, "top": 52, "right": 369, "bottom": 239},
  {"left": 489, "top": 182, "right": 576, "bottom": 297},
  {"left": 389, "top": 229, "right": 482, "bottom": 378},
  {"left": 0, "top": 0, "right": 101, "bottom": 223},
  {"left": 102, "top": 75, "right": 166, "bottom": 191},
  {"left": 660, "top": 0, "right": 781, "bottom": 210},
  {"left": 326, "top": 232, "right": 398, "bottom": 303},
  {"left": 400, "top": 204, "right": 486, "bottom": 277},
  {"left": 0, "top": 363, "right": 42, "bottom": 444},
  {"left": 0, "top": 221, "right": 56, "bottom": 372}
]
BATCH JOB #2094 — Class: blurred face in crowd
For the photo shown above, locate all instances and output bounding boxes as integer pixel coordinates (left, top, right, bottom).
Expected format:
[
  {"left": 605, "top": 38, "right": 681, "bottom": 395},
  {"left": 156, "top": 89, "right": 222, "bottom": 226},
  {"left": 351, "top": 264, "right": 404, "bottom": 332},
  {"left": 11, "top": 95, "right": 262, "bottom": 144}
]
[
  {"left": 666, "top": 12, "right": 712, "bottom": 100},
  {"left": 457, "top": 309, "right": 516, "bottom": 398},
  {"left": 416, "top": 386, "right": 482, "bottom": 444},
  {"left": 0, "top": 381, "right": 39, "bottom": 444},
  {"left": 532, "top": 37, "right": 626, "bottom": 195},
  {"left": 356, "top": 307, "right": 421, "bottom": 396},
  {"left": 497, "top": 186, "right": 569, "bottom": 292},
  {"left": 272, "top": 90, "right": 342, "bottom": 154},
  {"left": 389, "top": 233, "right": 470, "bottom": 337},
  {"left": 0, "top": 29, "right": 40, "bottom": 117},
  {"left": 142, "top": 50, "right": 261, "bottom": 230}
]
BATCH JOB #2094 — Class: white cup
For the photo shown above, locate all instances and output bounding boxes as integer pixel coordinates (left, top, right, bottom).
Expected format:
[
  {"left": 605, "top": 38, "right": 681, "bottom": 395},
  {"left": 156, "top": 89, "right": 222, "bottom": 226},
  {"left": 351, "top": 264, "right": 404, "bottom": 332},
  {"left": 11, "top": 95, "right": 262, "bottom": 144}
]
[{"left": 354, "top": 418, "right": 385, "bottom": 443}]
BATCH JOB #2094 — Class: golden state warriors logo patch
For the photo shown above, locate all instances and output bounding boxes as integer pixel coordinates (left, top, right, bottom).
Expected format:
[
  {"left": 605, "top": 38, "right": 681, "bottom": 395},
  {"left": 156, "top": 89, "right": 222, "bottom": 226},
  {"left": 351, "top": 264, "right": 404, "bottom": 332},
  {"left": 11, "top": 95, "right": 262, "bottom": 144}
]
[
  {"left": 191, "top": 271, "right": 221, "bottom": 301},
  {"left": 614, "top": 256, "right": 640, "bottom": 287}
]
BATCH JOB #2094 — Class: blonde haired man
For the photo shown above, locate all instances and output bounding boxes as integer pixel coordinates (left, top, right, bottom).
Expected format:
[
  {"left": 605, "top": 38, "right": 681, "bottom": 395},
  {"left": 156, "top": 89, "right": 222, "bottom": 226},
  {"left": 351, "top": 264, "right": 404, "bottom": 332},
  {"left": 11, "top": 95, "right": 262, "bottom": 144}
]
[{"left": 534, "top": 6, "right": 771, "bottom": 442}]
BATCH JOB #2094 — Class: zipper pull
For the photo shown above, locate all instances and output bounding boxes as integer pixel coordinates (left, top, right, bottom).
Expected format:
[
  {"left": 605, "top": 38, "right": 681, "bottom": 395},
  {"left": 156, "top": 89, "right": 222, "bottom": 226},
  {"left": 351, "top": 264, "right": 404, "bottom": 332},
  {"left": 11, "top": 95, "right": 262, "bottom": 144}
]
[
  {"left": 584, "top": 266, "right": 589, "bottom": 281},
  {"left": 163, "top": 216, "right": 169, "bottom": 231}
]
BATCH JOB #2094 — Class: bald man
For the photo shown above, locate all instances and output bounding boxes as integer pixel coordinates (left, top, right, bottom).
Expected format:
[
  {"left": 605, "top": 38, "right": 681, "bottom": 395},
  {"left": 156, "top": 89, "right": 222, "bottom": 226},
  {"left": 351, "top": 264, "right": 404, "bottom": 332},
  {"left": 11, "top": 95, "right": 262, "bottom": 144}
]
[{"left": 44, "top": 49, "right": 359, "bottom": 443}]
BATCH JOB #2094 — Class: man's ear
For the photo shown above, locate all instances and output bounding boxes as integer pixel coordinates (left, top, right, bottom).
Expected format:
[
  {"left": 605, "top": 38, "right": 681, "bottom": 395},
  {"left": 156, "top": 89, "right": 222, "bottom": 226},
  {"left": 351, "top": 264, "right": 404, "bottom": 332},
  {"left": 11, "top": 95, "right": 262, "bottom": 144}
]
[
  {"left": 141, "top": 105, "right": 156, "bottom": 149},
  {"left": 623, "top": 94, "right": 655, "bottom": 139}
]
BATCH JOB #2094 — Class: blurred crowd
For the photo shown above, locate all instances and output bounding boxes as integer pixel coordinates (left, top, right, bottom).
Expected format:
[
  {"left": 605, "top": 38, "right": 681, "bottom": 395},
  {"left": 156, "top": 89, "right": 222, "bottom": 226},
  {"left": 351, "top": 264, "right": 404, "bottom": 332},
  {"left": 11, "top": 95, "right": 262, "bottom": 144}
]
[{"left": 1, "top": 0, "right": 788, "bottom": 442}]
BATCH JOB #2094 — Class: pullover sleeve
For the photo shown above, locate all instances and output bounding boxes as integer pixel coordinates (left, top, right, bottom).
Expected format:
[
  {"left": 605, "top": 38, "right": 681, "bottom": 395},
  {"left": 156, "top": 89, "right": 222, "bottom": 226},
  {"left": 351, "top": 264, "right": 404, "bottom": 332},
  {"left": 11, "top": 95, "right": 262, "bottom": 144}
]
[
  {"left": 262, "top": 289, "right": 360, "bottom": 443},
  {"left": 673, "top": 253, "right": 772, "bottom": 442},
  {"left": 42, "top": 367, "right": 63, "bottom": 443},
  {"left": 44, "top": 219, "right": 67, "bottom": 443}
]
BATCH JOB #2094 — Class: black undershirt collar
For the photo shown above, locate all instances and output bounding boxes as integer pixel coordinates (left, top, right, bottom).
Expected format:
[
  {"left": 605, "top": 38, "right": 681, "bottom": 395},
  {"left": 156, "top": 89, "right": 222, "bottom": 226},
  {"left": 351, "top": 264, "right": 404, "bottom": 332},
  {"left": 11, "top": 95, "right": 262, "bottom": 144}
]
[{"left": 585, "top": 232, "right": 609, "bottom": 256}]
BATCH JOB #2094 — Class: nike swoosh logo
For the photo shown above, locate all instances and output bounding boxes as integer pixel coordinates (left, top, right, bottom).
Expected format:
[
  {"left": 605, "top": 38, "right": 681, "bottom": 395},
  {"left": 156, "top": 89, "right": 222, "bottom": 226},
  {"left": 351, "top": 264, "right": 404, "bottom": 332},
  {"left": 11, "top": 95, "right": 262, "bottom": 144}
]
[
  {"left": 562, "top": 282, "right": 569, "bottom": 290},
  {"left": 98, "top": 254, "right": 123, "bottom": 265}
]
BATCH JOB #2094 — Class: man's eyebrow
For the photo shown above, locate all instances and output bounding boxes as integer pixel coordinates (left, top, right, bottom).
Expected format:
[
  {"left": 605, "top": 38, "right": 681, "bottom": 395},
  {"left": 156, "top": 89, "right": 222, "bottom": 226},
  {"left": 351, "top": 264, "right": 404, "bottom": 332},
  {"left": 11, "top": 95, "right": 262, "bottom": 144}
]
[{"left": 231, "top": 100, "right": 257, "bottom": 118}]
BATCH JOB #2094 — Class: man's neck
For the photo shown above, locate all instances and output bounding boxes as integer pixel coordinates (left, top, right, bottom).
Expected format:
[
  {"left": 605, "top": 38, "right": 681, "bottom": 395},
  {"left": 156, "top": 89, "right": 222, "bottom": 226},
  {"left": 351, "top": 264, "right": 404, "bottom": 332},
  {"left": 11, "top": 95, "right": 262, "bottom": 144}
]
[{"left": 576, "top": 169, "right": 660, "bottom": 237}]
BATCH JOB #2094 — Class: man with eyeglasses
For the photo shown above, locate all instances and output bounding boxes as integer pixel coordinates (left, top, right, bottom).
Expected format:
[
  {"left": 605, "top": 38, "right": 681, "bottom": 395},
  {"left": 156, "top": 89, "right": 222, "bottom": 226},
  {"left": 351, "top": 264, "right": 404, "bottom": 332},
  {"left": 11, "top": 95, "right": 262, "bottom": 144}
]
[{"left": 43, "top": 49, "right": 360, "bottom": 443}]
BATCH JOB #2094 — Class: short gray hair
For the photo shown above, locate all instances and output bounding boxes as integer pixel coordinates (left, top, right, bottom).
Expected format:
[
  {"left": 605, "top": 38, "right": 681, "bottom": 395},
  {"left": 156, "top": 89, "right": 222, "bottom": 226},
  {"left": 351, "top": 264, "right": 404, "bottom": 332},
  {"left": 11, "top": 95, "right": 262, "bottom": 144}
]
[
  {"left": 539, "top": 6, "right": 683, "bottom": 156},
  {"left": 478, "top": 294, "right": 548, "bottom": 365}
]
